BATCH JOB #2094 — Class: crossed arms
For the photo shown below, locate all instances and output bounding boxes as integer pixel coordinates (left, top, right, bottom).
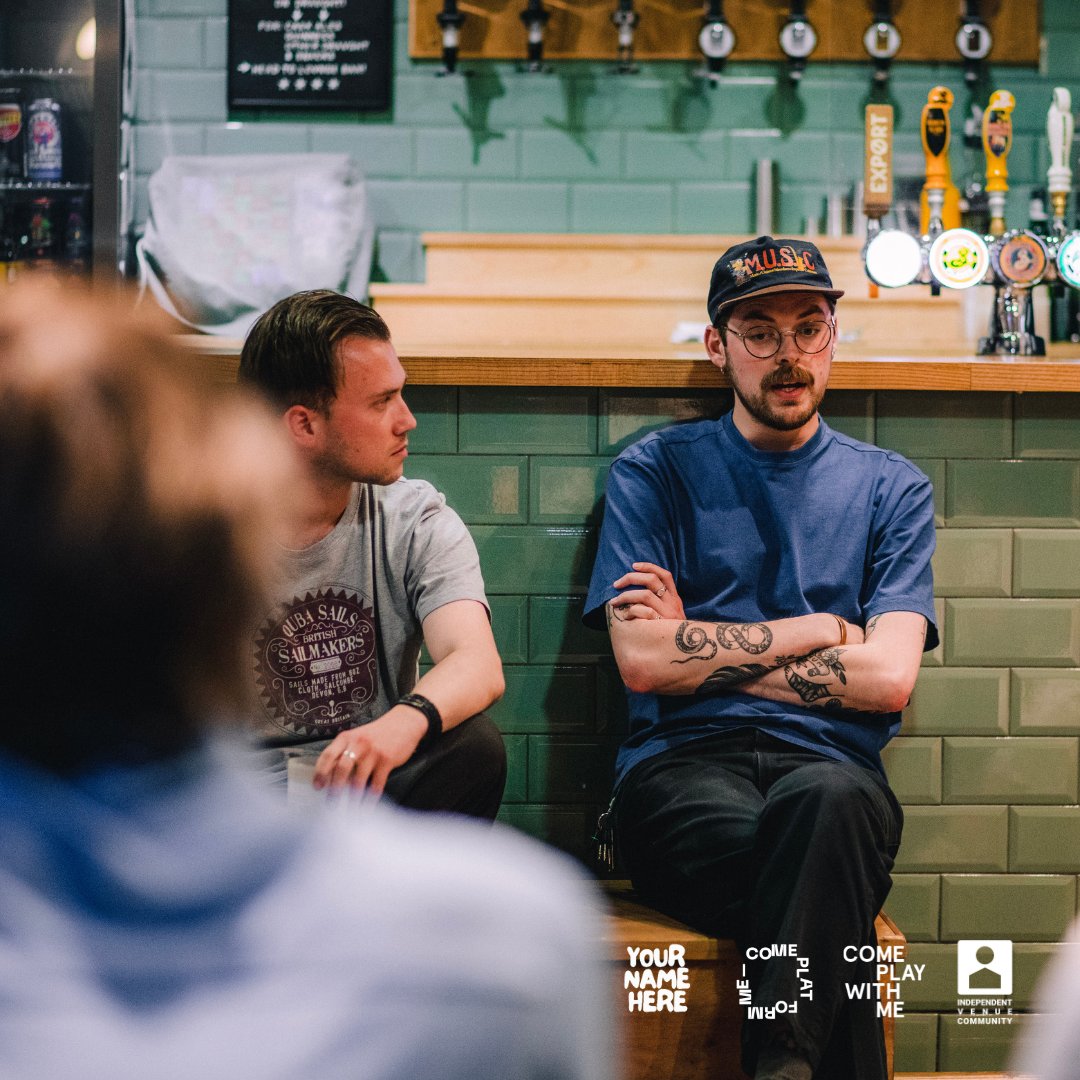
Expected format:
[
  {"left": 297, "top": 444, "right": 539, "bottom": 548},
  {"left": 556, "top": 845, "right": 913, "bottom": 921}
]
[{"left": 606, "top": 563, "right": 927, "bottom": 715}]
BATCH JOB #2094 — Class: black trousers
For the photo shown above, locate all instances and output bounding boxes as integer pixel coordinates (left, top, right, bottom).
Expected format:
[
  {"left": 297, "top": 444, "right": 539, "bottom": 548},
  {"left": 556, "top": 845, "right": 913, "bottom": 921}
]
[{"left": 614, "top": 728, "right": 903, "bottom": 1080}]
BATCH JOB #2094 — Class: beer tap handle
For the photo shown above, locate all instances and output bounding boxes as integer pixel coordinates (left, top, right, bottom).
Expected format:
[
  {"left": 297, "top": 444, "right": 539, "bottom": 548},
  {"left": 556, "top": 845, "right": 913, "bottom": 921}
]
[
  {"left": 779, "top": 0, "right": 817, "bottom": 84},
  {"left": 1047, "top": 87, "right": 1074, "bottom": 234},
  {"left": 435, "top": 0, "right": 467, "bottom": 76},
  {"left": 697, "top": 0, "right": 736, "bottom": 81},
  {"left": 956, "top": 0, "right": 993, "bottom": 87},
  {"left": 519, "top": 0, "right": 551, "bottom": 74},
  {"left": 983, "top": 89, "right": 1015, "bottom": 237},
  {"left": 863, "top": 1, "right": 901, "bottom": 87},
  {"left": 611, "top": 0, "right": 640, "bottom": 74},
  {"left": 921, "top": 86, "right": 954, "bottom": 237},
  {"left": 864, "top": 103, "right": 894, "bottom": 228}
]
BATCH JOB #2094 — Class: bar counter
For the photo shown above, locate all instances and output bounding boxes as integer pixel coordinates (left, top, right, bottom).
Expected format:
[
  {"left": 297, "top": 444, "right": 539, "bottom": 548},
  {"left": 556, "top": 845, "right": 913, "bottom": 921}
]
[{"left": 184, "top": 337, "right": 1080, "bottom": 392}]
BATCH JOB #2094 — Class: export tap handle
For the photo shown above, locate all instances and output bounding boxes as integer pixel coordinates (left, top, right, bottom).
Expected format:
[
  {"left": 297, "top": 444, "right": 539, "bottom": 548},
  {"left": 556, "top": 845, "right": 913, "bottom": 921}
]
[
  {"left": 864, "top": 104, "right": 894, "bottom": 222},
  {"left": 983, "top": 89, "right": 1015, "bottom": 236},
  {"left": 1047, "top": 87, "right": 1074, "bottom": 232}
]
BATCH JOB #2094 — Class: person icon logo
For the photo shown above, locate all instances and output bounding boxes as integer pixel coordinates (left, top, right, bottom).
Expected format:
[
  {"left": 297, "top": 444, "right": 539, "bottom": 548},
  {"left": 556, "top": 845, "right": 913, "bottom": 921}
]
[{"left": 957, "top": 939, "right": 1013, "bottom": 996}]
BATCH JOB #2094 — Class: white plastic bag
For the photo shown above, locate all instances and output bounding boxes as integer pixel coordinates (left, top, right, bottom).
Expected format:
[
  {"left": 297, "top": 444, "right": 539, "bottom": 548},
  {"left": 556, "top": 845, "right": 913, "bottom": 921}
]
[{"left": 136, "top": 154, "right": 374, "bottom": 337}]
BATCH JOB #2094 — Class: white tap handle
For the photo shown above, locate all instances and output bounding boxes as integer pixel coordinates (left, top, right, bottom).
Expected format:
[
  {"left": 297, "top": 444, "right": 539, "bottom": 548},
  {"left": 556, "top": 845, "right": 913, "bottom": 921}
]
[{"left": 1047, "top": 86, "right": 1073, "bottom": 197}]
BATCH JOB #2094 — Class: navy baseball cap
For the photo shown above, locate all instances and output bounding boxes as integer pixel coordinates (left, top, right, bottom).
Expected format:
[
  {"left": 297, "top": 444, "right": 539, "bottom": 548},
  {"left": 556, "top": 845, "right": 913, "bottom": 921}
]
[{"left": 707, "top": 235, "right": 844, "bottom": 325}]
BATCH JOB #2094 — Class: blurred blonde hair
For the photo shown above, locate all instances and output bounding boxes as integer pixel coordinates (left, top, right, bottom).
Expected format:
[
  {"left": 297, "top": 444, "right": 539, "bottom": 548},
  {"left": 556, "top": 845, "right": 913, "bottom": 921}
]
[{"left": 0, "top": 278, "right": 297, "bottom": 772}]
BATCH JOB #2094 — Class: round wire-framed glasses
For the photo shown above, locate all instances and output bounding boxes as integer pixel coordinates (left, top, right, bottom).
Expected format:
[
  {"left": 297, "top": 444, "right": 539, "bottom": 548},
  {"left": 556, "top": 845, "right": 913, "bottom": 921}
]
[{"left": 723, "top": 318, "right": 835, "bottom": 360}]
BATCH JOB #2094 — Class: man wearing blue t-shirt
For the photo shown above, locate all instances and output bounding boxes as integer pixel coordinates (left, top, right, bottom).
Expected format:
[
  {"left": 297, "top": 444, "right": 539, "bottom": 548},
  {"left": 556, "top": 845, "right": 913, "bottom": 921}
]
[{"left": 584, "top": 236, "right": 937, "bottom": 1080}]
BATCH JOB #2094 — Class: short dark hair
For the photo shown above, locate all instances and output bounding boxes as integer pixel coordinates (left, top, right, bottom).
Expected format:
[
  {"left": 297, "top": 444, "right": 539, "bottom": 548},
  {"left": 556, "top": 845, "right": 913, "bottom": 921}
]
[
  {"left": 0, "top": 279, "right": 296, "bottom": 774},
  {"left": 238, "top": 290, "right": 391, "bottom": 413}
]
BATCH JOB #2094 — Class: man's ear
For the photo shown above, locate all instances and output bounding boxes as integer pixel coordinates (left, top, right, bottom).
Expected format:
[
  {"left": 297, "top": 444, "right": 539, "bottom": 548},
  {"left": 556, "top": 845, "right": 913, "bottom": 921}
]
[
  {"left": 704, "top": 325, "right": 727, "bottom": 373},
  {"left": 283, "top": 404, "right": 319, "bottom": 447}
]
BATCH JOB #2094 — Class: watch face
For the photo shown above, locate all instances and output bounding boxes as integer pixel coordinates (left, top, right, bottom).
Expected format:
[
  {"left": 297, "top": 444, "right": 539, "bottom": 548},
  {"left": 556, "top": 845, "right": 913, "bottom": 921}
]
[
  {"left": 779, "top": 19, "right": 817, "bottom": 59},
  {"left": 698, "top": 22, "right": 734, "bottom": 60},
  {"left": 863, "top": 21, "right": 901, "bottom": 60},
  {"left": 865, "top": 230, "right": 922, "bottom": 288},
  {"left": 993, "top": 232, "right": 1048, "bottom": 285},
  {"left": 1057, "top": 233, "right": 1080, "bottom": 288},
  {"left": 929, "top": 229, "right": 990, "bottom": 289}
]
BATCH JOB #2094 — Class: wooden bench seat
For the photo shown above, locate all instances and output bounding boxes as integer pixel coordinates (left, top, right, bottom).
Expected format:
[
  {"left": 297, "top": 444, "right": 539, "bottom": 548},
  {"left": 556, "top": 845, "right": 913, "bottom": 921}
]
[{"left": 602, "top": 881, "right": 902, "bottom": 1080}]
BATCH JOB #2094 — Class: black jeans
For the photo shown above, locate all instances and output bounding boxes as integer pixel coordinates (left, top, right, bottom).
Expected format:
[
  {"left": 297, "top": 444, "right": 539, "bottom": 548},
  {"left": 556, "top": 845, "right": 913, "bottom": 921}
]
[{"left": 614, "top": 728, "right": 903, "bottom": 1080}]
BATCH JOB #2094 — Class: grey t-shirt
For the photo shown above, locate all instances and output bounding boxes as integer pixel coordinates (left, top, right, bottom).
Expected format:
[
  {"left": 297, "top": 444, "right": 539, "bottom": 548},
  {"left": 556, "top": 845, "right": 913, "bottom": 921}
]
[{"left": 251, "top": 478, "right": 488, "bottom": 747}]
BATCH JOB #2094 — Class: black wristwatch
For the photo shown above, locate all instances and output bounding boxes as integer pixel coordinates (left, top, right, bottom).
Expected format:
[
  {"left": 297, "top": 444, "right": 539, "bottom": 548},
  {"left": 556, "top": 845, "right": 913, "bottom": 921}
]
[{"left": 397, "top": 692, "right": 443, "bottom": 749}]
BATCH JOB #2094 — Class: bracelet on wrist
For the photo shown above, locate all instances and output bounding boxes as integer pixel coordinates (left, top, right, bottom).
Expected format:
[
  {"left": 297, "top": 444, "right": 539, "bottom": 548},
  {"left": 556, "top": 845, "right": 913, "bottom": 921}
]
[
  {"left": 833, "top": 614, "right": 847, "bottom": 646},
  {"left": 397, "top": 692, "right": 443, "bottom": 748}
]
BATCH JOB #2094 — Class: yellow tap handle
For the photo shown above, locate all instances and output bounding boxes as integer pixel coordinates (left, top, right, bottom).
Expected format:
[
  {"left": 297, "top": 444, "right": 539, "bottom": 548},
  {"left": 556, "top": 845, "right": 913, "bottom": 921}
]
[
  {"left": 921, "top": 86, "right": 954, "bottom": 194},
  {"left": 982, "top": 89, "right": 1015, "bottom": 235}
]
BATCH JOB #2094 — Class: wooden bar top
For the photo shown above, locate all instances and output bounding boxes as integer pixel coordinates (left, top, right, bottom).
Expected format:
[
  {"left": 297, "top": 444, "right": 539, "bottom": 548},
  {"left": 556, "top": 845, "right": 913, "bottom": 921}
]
[{"left": 185, "top": 337, "right": 1080, "bottom": 393}]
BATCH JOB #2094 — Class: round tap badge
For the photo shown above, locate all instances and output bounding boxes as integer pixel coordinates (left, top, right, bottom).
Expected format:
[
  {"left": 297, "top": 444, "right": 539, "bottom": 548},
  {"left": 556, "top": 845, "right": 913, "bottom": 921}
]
[
  {"left": 1057, "top": 232, "right": 1080, "bottom": 289},
  {"left": 929, "top": 228, "right": 990, "bottom": 290},
  {"left": 993, "top": 231, "right": 1048, "bottom": 285},
  {"left": 865, "top": 230, "right": 922, "bottom": 288}
]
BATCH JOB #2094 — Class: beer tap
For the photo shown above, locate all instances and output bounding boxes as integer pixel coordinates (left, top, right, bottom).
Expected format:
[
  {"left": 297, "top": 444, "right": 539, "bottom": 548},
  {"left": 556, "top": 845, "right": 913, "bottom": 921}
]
[
  {"left": 519, "top": 0, "right": 551, "bottom": 74},
  {"left": 435, "top": 0, "right": 467, "bottom": 76},
  {"left": 696, "top": 0, "right": 736, "bottom": 81},
  {"left": 611, "top": 0, "right": 639, "bottom": 75},
  {"left": 955, "top": 0, "right": 992, "bottom": 88},
  {"left": 863, "top": 1, "right": 901, "bottom": 87},
  {"left": 920, "top": 86, "right": 960, "bottom": 238},
  {"left": 1046, "top": 87, "right": 1074, "bottom": 236},
  {"left": 778, "top": 1, "right": 817, "bottom": 84},
  {"left": 982, "top": 89, "right": 1014, "bottom": 238}
]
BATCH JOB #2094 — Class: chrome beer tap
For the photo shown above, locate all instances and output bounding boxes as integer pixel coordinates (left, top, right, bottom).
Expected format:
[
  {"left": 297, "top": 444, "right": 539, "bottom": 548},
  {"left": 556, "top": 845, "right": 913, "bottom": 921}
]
[
  {"left": 435, "top": 0, "right": 467, "bottom": 76},
  {"left": 955, "top": 0, "right": 992, "bottom": 88},
  {"left": 863, "top": 1, "right": 901, "bottom": 87},
  {"left": 611, "top": 0, "right": 640, "bottom": 74},
  {"left": 519, "top": 0, "right": 551, "bottom": 74},
  {"left": 696, "top": 0, "right": 736, "bottom": 81},
  {"left": 778, "top": 0, "right": 817, "bottom": 84}
]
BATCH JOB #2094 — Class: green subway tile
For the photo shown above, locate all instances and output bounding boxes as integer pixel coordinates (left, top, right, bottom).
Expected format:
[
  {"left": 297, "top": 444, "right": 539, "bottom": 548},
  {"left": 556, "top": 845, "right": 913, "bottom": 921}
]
[
  {"left": 1014, "top": 529, "right": 1080, "bottom": 596},
  {"left": 940, "top": 874, "right": 1077, "bottom": 941},
  {"left": 895, "top": 806, "right": 1008, "bottom": 872},
  {"left": 904, "top": 668, "right": 1009, "bottom": 736},
  {"left": 465, "top": 182, "right": 570, "bottom": 232},
  {"left": 945, "top": 599, "right": 1080, "bottom": 667},
  {"left": 1015, "top": 392, "right": 1080, "bottom": 458},
  {"left": 529, "top": 457, "right": 610, "bottom": 525},
  {"left": 942, "top": 737, "right": 1079, "bottom": 805},
  {"left": 526, "top": 735, "right": 618, "bottom": 803},
  {"left": 1010, "top": 807, "right": 1080, "bottom": 872},
  {"left": 502, "top": 733, "right": 528, "bottom": 803},
  {"left": 496, "top": 804, "right": 593, "bottom": 863},
  {"left": 821, "top": 390, "right": 874, "bottom": 444},
  {"left": 921, "top": 598, "right": 945, "bottom": 668},
  {"left": 946, "top": 459, "right": 1080, "bottom": 526},
  {"left": 460, "top": 388, "right": 597, "bottom": 454},
  {"left": 570, "top": 184, "right": 675, "bottom": 233},
  {"left": 596, "top": 661, "right": 630, "bottom": 736},
  {"left": 932, "top": 529, "right": 1012, "bottom": 597},
  {"left": 886, "top": 874, "right": 941, "bottom": 942},
  {"left": 909, "top": 458, "right": 946, "bottom": 526},
  {"left": 937, "top": 1013, "right": 1016, "bottom": 1073},
  {"left": 675, "top": 183, "right": 753, "bottom": 233},
  {"left": 414, "top": 127, "right": 519, "bottom": 178},
  {"left": 529, "top": 596, "right": 613, "bottom": 663},
  {"left": 892, "top": 1012, "right": 938, "bottom": 1073},
  {"left": 900, "top": 944, "right": 958, "bottom": 1009},
  {"left": 488, "top": 594, "right": 527, "bottom": 664},
  {"left": 598, "top": 390, "right": 730, "bottom": 455},
  {"left": 876, "top": 392, "right": 1012, "bottom": 459},
  {"left": 471, "top": 526, "right": 595, "bottom": 594},
  {"left": 521, "top": 129, "right": 623, "bottom": 180},
  {"left": 491, "top": 666, "right": 595, "bottom": 734},
  {"left": 1011, "top": 668, "right": 1080, "bottom": 734},
  {"left": 407, "top": 456, "right": 526, "bottom": 524},
  {"left": 882, "top": 737, "right": 942, "bottom": 804},
  {"left": 405, "top": 385, "right": 457, "bottom": 453}
]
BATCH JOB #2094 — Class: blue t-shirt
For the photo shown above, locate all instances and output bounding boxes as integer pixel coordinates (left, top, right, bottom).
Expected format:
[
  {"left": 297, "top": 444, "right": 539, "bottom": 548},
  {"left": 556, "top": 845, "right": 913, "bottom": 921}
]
[{"left": 584, "top": 412, "right": 938, "bottom": 786}]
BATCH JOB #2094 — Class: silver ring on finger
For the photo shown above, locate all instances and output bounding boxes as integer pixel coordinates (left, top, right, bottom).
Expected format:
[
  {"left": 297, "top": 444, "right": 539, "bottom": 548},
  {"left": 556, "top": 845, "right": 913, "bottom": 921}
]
[
  {"left": 655, "top": 586, "right": 667, "bottom": 597},
  {"left": 343, "top": 749, "right": 358, "bottom": 760}
]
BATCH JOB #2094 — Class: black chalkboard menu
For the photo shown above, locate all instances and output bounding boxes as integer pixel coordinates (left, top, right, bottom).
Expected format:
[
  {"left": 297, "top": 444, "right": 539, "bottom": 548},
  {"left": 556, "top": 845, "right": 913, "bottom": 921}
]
[{"left": 228, "top": 0, "right": 392, "bottom": 111}]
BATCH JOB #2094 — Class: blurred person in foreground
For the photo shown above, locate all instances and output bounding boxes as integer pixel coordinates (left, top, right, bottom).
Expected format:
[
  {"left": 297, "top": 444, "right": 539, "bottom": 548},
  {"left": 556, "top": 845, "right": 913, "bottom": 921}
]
[
  {"left": 239, "top": 291, "right": 505, "bottom": 813},
  {"left": 0, "top": 279, "right": 612, "bottom": 1080}
]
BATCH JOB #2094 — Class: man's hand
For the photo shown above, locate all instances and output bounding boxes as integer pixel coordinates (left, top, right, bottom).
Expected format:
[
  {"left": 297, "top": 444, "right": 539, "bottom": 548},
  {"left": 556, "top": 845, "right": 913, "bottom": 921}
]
[
  {"left": 610, "top": 562, "right": 686, "bottom": 621},
  {"left": 313, "top": 706, "right": 428, "bottom": 793}
]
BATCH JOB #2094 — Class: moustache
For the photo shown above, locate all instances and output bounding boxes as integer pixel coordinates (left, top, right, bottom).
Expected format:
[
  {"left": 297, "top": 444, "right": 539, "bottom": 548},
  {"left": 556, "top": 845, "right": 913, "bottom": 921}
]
[{"left": 762, "top": 365, "right": 813, "bottom": 390}]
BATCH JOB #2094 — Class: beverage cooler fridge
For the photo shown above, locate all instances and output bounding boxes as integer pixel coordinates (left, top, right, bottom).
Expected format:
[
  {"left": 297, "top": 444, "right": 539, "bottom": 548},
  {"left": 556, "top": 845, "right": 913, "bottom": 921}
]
[{"left": 0, "top": 0, "right": 132, "bottom": 280}]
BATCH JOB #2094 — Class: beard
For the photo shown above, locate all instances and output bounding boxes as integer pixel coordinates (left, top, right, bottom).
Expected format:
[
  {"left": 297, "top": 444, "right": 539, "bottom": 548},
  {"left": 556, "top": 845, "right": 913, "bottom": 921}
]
[{"left": 727, "top": 360, "right": 825, "bottom": 432}]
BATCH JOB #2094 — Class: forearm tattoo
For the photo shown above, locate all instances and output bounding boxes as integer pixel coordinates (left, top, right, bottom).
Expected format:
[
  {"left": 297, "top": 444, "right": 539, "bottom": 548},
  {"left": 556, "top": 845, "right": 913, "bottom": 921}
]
[
  {"left": 784, "top": 647, "right": 847, "bottom": 710},
  {"left": 673, "top": 622, "right": 718, "bottom": 662},
  {"left": 865, "top": 615, "right": 882, "bottom": 640},
  {"left": 717, "top": 621, "right": 773, "bottom": 654},
  {"left": 698, "top": 663, "right": 772, "bottom": 693}
]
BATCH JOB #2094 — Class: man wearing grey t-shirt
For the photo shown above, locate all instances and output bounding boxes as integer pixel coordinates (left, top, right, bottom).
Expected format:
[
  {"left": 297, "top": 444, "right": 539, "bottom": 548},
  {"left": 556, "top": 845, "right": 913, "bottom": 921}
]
[{"left": 239, "top": 291, "right": 506, "bottom": 818}]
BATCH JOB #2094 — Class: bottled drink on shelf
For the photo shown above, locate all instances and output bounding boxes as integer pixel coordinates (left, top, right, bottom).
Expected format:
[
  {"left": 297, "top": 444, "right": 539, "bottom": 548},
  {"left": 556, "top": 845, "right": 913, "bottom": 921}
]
[
  {"left": 64, "top": 194, "right": 90, "bottom": 272},
  {"left": 24, "top": 196, "right": 58, "bottom": 268},
  {"left": 26, "top": 98, "right": 62, "bottom": 182},
  {"left": 0, "top": 89, "right": 26, "bottom": 181}
]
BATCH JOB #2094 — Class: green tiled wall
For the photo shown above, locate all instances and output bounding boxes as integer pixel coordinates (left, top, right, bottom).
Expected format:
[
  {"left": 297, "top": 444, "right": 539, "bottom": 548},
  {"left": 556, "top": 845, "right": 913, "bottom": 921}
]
[{"left": 406, "top": 386, "right": 1080, "bottom": 1074}]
